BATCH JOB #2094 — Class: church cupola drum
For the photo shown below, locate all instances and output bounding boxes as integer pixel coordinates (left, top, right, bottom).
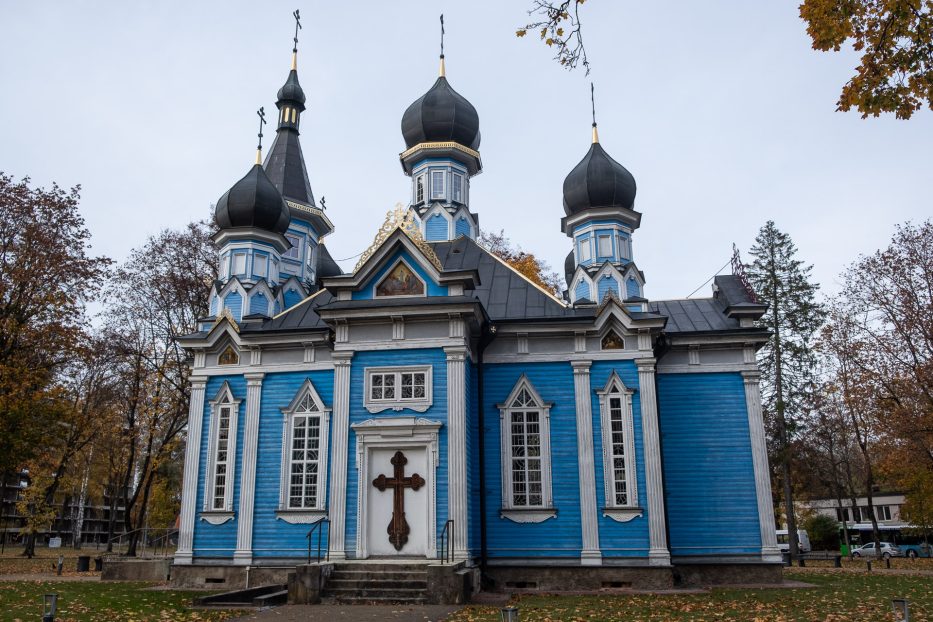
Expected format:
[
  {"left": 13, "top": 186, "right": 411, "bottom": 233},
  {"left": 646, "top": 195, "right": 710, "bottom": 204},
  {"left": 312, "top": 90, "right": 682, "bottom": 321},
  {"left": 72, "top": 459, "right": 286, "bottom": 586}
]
[
  {"left": 400, "top": 15, "right": 481, "bottom": 242},
  {"left": 563, "top": 85, "right": 645, "bottom": 307}
]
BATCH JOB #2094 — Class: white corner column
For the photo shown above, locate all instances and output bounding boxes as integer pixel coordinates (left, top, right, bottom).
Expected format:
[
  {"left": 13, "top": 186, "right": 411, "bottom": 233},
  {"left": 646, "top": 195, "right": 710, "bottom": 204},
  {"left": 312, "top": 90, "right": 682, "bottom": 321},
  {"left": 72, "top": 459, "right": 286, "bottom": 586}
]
[
  {"left": 328, "top": 352, "right": 353, "bottom": 560},
  {"left": 175, "top": 376, "right": 208, "bottom": 565},
  {"left": 571, "top": 361, "right": 602, "bottom": 565},
  {"left": 742, "top": 370, "right": 782, "bottom": 562},
  {"left": 234, "top": 372, "right": 264, "bottom": 564},
  {"left": 445, "top": 346, "right": 469, "bottom": 561},
  {"left": 636, "top": 358, "right": 671, "bottom": 566}
]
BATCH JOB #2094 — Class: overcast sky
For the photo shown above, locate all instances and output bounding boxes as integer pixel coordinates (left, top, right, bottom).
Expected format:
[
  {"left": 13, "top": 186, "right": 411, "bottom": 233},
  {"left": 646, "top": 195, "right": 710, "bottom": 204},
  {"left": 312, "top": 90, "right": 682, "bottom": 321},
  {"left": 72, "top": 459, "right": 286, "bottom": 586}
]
[{"left": 1, "top": 1, "right": 930, "bottom": 301}]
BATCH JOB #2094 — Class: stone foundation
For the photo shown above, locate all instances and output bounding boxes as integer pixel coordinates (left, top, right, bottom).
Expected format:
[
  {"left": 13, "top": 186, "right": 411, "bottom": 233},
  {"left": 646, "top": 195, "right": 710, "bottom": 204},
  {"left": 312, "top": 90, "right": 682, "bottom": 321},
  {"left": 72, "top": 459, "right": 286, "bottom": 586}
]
[
  {"left": 170, "top": 564, "right": 292, "bottom": 589},
  {"left": 672, "top": 562, "right": 783, "bottom": 586},
  {"left": 101, "top": 558, "right": 172, "bottom": 582},
  {"left": 484, "top": 564, "right": 674, "bottom": 592}
]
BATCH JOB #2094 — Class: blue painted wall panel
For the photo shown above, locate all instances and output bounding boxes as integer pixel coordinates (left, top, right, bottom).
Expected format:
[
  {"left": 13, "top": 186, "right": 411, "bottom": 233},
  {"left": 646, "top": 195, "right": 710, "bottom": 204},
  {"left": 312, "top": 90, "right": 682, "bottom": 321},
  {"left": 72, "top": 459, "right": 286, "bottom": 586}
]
[
  {"left": 224, "top": 291, "right": 243, "bottom": 321},
  {"left": 482, "top": 362, "right": 582, "bottom": 558},
  {"left": 455, "top": 217, "right": 471, "bottom": 239},
  {"left": 249, "top": 292, "right": 268, "bottom": 316},
  {"left": 574, "top": 280, "right": 590, "bottom": 302},
  {"left": 193, "top": 375, "right": 247, "bottom": 558},
  {"left": 597, "top": 276, "right": 619, "bottom": 302},
  {"left": 425, "top": 214, "right": 448, "bottom": 241},
  {"left": 626, "top": 277, "right": 640, "bottom": 299},
  {"left": 283, "top": 288, "right": 302, "bottom": 310},
  {"left": 657, "top": 372, "right": 762, "bottom": 556},
  {"left": 251, "top": 371, "right": 335, "bottom": 559},
  {"left": 352, "top": 249, "right": 448, "bottom": 300},
  {"left": 588, "top": 362, "right": 650, "bottom": 557},
  {"left": 345, "top": 349, "right": 448, "bottom": 557},
  {"left": 465, "top": 359, "right": 480, "bottom": 555}
]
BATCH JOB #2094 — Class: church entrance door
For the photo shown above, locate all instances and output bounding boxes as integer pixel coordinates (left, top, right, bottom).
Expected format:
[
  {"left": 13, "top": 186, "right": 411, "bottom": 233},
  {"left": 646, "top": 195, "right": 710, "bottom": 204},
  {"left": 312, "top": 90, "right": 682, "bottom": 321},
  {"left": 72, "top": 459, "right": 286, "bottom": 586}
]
[{"left": 367, "top": 447, "right": 429, "bottom": 557}]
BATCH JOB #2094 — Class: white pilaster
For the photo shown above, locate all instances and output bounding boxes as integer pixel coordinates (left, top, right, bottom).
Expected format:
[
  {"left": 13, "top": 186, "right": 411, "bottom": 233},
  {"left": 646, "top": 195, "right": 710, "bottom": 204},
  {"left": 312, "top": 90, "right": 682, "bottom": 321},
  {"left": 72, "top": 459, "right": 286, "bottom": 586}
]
[
  {"left": 445, "top": 346, "right": 469, "bottom": 561},
  {"left": 636, "top": 358, "right": 671, "bottom": 566},
  {"left": 175, "top": 376, "right": 208, "bottom": 565},
  {"left": 234, "top": 373, "right": 264, "bottom": 564},
  {"left": 743, "top": 370, "right": 782, "bottom": 562},
  {"left": 328, "top": 351, "right": 353, "bottom": 560},
  {"left": 571, "top": 361, "right": 602, "bottom": 565}
]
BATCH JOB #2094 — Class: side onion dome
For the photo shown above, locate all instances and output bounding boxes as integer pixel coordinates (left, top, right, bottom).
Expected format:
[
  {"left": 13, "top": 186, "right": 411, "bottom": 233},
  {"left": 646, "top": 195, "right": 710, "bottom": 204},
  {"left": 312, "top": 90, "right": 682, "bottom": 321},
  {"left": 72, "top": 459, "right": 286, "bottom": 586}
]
[
  {"left": 277, "top": 69, "right": 306, "bottom": 107},
  {"left": 401, "top": 75, "right": 481, "bottom": 150},
  {"left": 564, "top": 250, "right": 576, "bottom": 286},
  {"left": 562, "top": 136, "right": 637, "bottom": 216},
  {"left": 214, "top": 164, "right": 291, "bottom": 234}
]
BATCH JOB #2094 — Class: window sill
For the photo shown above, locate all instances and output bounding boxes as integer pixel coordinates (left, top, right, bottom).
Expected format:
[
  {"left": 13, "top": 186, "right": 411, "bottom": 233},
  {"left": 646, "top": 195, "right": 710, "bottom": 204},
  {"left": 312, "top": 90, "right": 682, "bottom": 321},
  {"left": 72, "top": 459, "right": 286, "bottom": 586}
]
[
  {"left": 602, "top": 507, "right": 643, "bottom": 523},
  {"left": 275, "top": 509, "right": 328, "bottom": 525},
  {"left": 200, "top": 511, "right": 234, "bottom": 525},
  {"left": 500, "top": 508, "right": 557, "bottom": 524}
]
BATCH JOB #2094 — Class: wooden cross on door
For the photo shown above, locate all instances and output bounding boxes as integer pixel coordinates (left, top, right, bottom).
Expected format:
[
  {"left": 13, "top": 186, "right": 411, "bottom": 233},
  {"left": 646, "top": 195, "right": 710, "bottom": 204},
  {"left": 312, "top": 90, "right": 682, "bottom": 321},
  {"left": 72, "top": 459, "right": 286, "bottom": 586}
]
[{"left": 373, "top": 450, "right": 425, "bottom": 551}]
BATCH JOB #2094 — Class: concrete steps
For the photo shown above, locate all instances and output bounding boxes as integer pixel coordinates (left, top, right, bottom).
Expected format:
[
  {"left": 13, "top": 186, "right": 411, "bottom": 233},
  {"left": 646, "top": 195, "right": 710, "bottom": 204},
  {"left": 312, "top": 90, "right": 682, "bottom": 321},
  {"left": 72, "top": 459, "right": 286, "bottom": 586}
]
[{"left": 322, "top": 563, "right": 429, "bottom": 604}]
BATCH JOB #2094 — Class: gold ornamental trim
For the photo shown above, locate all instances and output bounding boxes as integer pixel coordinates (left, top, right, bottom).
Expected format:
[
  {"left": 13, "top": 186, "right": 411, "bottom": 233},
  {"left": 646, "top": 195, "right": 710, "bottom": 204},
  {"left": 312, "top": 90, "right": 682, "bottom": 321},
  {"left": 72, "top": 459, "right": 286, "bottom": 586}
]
[
  {"left": 286, "top": 200, "right": 335, "bottom": 230},
  {"left": 399, "top": 141, "right": 480, "bottom": 161},
  {"left": 354, "top": 203, "right": 443, "bottom": 273},
  {"left": 215, "top": 307, "right": 240, "bottom": 333}
]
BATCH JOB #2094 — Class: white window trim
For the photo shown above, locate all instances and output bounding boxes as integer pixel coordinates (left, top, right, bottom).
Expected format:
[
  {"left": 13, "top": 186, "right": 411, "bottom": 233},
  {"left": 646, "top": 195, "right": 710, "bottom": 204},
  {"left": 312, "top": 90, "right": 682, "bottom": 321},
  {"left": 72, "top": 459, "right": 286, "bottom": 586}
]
[
  {"left": 202, "top": 382, "right": 241, "bottom": 523},
  {"left": 364, "top": 365, "right": 433, "bottom": 413},
  {"left": 578, "top": 236, "right": 592, "bottom": 262},
  {"left": 597, "top": 234, "right": 613, "bottom": 258},
  {"left": 232, "top": 252, "right": 247, "bottom": 276},
  {"left": 415, "top": 174, "right": 425, "bottom": 203},
  {"left": 373, "top": 257, "right": 428, "bottom": 299},
  {"left": 597, "top": 372, "right": 641, "bottom": 523},
  {"left": 452, "top": 172, "right": 463, "bottom": 203},
  {"left": 498, "top": 375, "right": 556, "bottom": 523},
  {"left": 284, "top": 234, "right": 302, "bottom": 260},
  {"left": 276, "top": 379, "right": 331, "bottom": 524},
  {"left": 431, "top": 170, "right": 445, "bottom": 200}
]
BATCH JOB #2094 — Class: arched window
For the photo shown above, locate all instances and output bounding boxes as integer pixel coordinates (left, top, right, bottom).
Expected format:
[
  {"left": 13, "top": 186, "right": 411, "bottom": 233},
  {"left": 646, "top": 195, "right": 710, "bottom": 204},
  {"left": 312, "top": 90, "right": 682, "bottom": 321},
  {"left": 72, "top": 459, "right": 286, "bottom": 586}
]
[
  {"left": 205, "top": 383, "right": 240, "bottom": 515},
  {"left": 498, "top": 376, "right": 555, "bottom": 522},
  {"left": 597, "top": 373, "right": 641, "bottom": 522},
  {"left": 279, "top": 380, "right": 331, "bottom": 516}
]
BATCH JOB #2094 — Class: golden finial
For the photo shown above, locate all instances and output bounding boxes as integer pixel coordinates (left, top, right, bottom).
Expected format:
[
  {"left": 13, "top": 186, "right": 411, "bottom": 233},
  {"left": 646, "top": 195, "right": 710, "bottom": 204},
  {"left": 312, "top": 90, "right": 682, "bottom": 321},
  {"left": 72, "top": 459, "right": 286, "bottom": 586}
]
[{"left": 439, "top": 56, "right": 446, "bottom": 77}]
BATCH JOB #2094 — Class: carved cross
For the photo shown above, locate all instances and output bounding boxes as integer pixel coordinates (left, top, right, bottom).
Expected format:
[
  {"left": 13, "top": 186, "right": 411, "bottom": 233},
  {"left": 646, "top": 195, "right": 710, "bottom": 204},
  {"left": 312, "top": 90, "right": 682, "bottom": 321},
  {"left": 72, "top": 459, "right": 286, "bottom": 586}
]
[{"left": 373, "top": 450, "right": 425, "bottom": 551}]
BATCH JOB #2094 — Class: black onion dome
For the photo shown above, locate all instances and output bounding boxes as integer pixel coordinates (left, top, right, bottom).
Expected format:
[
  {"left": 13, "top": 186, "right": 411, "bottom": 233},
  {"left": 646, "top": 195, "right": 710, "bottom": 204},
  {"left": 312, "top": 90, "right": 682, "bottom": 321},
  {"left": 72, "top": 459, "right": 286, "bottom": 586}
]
[
  {"left": 401, "top": 76, "right": 480, "bottom": 150},
  {"left": 215, "top": 164, "right": 291, "bottom": 234},
  {"left": 562, "top": 140, "right": 637, "bottom": 216},
  {"left": 277, "top": 69, "right": 306, "bottom": 106}
]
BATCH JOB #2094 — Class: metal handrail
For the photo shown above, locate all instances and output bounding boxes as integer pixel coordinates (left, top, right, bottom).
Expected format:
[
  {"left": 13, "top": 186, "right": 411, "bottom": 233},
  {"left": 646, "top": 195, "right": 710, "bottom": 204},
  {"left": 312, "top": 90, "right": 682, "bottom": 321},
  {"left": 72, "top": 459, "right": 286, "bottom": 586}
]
[
  {"left": 306, "top": 519, "right": 330, "bottom": 564},
  {"left": 439, "top": 519, "right": 454, "bottom": 564}
]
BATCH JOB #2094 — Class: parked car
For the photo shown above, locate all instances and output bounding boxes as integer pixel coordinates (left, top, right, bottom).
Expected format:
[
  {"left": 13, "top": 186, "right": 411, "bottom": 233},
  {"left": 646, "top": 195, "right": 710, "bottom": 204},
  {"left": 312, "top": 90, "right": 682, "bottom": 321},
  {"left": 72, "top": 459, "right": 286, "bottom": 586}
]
[{"left": 850, "top": 542, "right": 902, "bottom": 559}]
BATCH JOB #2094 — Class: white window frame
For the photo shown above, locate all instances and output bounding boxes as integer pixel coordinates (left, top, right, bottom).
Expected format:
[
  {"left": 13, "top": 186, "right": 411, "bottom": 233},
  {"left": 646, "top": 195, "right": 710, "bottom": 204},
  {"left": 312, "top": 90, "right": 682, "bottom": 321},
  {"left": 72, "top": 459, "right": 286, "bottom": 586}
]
[
  {"left": 364, "top": 365, "right": 433, "bottom": 413},
  {"left": 253, "top": 253, "right": 268, "bottom": 278},
  {"left": 276, "top": 379, "right": 331, "bottom": 524},
  {"left": 415, "top": 174, "right": 425, "bottom": 203},
  {"left": 202, "top": 382, "right": 240, "bottom": 522},
  {"left": 431, "top": 170, "right": 445, "bottom": 200},
  {"left": 597, "top": 372, "right": 641, "bottom": 522},
  {"left": 451, "top": 173, "right": 463, "bottom": 203},
  {"left": 232, "top": 253, "right": 247, "bottom": 275},
  {"left": 498, "top": 375, "right": 555, "bottom": 523},
  {"left": 220, "top": 253, "right": 230, "bottom": 279},
  {"left": 284, "top": 234, "right": 301, "bottom": 260},
  {"left": 578, "top": 236, "right": 592, "bottom": 262},
  {"left": 597, "top": 234, "right": 613, "bottom": 258}
]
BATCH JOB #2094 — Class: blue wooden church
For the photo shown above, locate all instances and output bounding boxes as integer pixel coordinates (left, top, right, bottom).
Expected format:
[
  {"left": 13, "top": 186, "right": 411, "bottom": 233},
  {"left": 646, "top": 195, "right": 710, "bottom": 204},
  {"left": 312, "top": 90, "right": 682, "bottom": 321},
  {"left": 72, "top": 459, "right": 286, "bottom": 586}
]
[{"left": 172, "top": 22, "right": 782, "bottom": 597}]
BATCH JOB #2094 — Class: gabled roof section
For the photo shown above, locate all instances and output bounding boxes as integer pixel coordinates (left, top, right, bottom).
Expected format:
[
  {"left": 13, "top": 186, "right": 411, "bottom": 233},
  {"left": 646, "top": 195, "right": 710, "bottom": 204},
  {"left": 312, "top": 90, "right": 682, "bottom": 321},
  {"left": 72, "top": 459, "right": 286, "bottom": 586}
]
[
  {"left": 247, "top": 288, "right": 333, "bottom": 333},
  {"left": 713, "top": 274, "right": 768, "bottom": 319}
]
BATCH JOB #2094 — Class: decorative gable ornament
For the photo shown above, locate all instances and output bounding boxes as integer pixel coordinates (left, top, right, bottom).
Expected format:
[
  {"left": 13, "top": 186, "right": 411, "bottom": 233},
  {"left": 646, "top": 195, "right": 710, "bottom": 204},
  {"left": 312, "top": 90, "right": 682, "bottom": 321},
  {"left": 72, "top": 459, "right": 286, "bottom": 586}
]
[{"left": 355, "top": 203, "right": 443, "bottom": 272}]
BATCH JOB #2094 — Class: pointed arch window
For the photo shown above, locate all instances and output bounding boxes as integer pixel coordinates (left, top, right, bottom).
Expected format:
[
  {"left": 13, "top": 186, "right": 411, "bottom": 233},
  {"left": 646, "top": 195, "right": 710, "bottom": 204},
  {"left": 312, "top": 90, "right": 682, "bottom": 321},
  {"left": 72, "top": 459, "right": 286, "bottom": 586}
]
[
  {"left": 597, "top": 373, "right": 642, "bottom": 522},
  {"left": 498, "top": 376, "right": 556, "bottom": 523},
  {"left": 204, "top": 383, "right": 240, "bottom": 516},
  {"left": 277, "top": 380, "right": 331, "bottom": 522}
]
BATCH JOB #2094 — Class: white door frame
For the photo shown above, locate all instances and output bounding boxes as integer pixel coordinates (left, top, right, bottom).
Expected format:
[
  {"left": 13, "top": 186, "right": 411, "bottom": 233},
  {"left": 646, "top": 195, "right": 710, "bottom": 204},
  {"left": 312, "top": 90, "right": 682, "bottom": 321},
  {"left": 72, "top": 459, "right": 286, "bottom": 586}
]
[{"left": 351, "top": 417, "right": 441, "bottom": 559}]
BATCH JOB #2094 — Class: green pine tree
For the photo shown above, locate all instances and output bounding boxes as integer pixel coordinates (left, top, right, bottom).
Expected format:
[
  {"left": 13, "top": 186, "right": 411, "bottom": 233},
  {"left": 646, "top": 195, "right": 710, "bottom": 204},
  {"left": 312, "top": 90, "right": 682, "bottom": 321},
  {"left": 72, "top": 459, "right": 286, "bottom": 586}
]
[{"left": 746, "top": 221, "right": 825, "bottom": 557}]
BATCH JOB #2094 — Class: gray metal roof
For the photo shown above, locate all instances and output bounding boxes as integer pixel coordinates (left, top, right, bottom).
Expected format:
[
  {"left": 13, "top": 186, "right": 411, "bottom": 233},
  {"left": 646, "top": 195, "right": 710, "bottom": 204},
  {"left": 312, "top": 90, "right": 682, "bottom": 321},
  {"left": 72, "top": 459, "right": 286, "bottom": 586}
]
[
  {"left": 649, "top": 297, "right": 738, "bottom": 333},
  {"left": 247, "top": 289, "right": 333, "bottom": 333}
]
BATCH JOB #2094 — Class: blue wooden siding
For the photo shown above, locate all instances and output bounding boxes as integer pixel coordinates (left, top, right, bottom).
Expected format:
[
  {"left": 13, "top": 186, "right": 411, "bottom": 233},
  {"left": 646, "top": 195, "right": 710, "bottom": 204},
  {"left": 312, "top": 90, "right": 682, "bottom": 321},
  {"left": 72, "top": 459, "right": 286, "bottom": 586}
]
[
  {"left": 283, "top": 288, "right": 302, "bottom": 309},
  {"left": 249, "top": 292, "right": 268, "bottom": 316},
  {"left": 588, "top": 362, "right": 650, "bottom": 557},
  {"left": 657, "top": 373, "right": 762, "bottom": 556},
  {"left": 193, "top": 375, "right": 247, "bottom": 558},
  {"left": 209, "top": 294, "right": 218, "bottom": 316},
  {"left": 597, "top": 276, "right": 618, "bottom": 302},
  {"left": 465, "top": 360, "right": 480, "bottom": 555},
  {"left": 626, "top": 277, "right": 640, "bottom": 299},
  {"left": 352, "top": 249, "right": 448, "bottom": 300},
  {"left": 574, "top": 280, "right": 590, "bottom": 302},
  {"left": 345, "top": 349, "right": 448, "bottom": 557},
  {"left": 224, "top": 291, "right": 243, "bottom": 321},
  {"left": 426, "top": 214, "right": 448, "bottom": 241},
  {"left": 251, "top": 371, "right": 335, "bottom": 558},
  {"left": 455, "top": 217, "right": 471, "bottom": 239},
  {"left": 482, "top": 362, "right": 582, "bottom": 558}
]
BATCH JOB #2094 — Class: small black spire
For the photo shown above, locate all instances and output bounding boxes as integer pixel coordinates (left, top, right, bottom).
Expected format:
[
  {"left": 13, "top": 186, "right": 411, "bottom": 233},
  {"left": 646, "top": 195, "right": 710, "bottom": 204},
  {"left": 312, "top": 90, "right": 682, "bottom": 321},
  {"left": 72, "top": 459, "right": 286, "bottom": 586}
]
[
  {"left": 292, "top": 9, "right": 302, "bottom": 55},
  {"left": 590, "top": 82, "right": 599, "bottom": 143},
  {"left": 439, "top": 14, "right": 446, "bottom": 76},
  {"left": 256, "top": 106, "right": 267, "bottom": 164}
]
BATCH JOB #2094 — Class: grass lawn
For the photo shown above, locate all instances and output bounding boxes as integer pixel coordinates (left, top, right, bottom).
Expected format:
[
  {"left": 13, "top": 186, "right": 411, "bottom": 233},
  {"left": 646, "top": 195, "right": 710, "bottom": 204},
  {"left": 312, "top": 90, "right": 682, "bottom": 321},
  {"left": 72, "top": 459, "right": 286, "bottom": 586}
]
[
  {"left": 0, "top": 581, "right": 242, "bottom": 622},
  {"left": 447, "top": 571, "right": 933, "bottom": 621}
]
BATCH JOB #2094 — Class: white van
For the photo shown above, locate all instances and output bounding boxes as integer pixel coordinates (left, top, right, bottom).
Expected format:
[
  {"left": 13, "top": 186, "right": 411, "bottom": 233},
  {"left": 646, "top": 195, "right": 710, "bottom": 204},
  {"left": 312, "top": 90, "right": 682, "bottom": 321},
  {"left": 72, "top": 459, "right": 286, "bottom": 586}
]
[{"left": 776, "top": 529, "right": 811, "bottom": 553}]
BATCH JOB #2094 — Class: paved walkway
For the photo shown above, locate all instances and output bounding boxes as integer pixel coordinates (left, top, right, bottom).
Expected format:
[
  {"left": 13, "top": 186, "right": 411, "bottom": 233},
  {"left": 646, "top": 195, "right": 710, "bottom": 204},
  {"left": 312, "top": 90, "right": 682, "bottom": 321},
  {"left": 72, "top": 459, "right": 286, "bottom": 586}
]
[{"left": 231, "top": 604, "right": 461, "bottom": 621}]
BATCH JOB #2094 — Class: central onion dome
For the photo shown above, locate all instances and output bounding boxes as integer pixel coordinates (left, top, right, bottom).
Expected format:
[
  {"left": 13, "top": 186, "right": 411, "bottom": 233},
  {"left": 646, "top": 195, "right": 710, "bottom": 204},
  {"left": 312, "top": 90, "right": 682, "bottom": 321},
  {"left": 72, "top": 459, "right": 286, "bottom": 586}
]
[
  {"left": 401, "top": 65, "right": 481, "bottom": 151},
  {"left": 214, "top": 163, "right": 291, "bottom": 234},
  {"left": 562, "top": 129, "right": 637, "bottom": 216},
  {"left": 277, "top": 69, "right": 306, "bottom": 106}
]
